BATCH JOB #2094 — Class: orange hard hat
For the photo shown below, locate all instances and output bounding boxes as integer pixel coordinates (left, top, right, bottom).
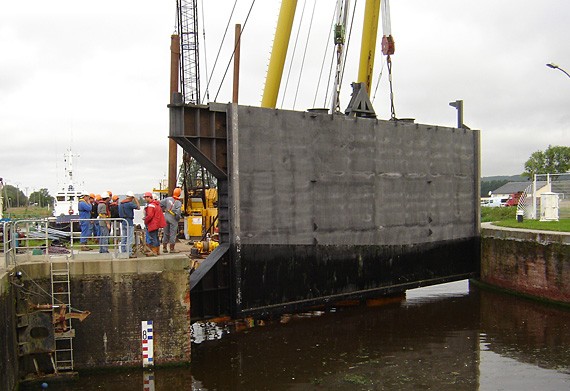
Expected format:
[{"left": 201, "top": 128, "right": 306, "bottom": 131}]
[
  {"left": 89, "top": 193, "right": 95, "bottom": 198},
  {"left": 112, "top": 195, "right": 119, "bottom": 201},
  {"left": 173, "top": 187, "right": 182, "bottom": 197},
  {"left": 95, "top": 194, "right": 101, "bottom": 201}
]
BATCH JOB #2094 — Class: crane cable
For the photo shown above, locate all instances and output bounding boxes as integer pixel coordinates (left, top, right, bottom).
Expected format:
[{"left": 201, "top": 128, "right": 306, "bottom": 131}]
[
  {"left": 387, "top": 56, "right": 396, "bottom": 120},
  {"left": 280, "top": 0, "right": 308, "bottom": 109},
  {"left": 292, "top": 0, "right": 317, "bottom": 109},
  {"left": 201, "top": 0, "right": 240, "bottom": 103},
  {"left": 214, "top": 0, "right": 257, "bottom": 102},
  {"left": 200, "top": 0, "right": 210, "bottom": 103},
  {"left": 371, "top": 59, "right": 384, "bottom": 103},
  {"left": 312, "top": 5, "right": 337, "bottom": 108},
  {"left": 381, "top": 0, "right": 397, "bottom": 120},
  {"left": 330, "top": 0, "right": 358, "bottom": 110}
]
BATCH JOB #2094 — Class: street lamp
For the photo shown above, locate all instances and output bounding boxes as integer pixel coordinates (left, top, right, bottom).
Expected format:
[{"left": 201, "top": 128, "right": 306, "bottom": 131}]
[{"left": 546, "top": 63, "right": 570, "bottom": 79}]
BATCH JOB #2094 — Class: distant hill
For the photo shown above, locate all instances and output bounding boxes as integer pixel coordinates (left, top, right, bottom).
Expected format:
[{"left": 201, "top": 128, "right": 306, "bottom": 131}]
[
  {"left": 480, "top": 175, "right": 530, "bottom": 197},
  {"left": 481, "top": 175, "right": 528, "bottom": 182}
]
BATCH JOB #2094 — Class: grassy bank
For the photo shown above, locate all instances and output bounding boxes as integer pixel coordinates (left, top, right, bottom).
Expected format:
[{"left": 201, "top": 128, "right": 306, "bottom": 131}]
[
  {"left": 3, "top": 206, "right": 53, "bottom": 219},
  {"left": 481, "top": 206, "right": 570, "bottom": 232}
]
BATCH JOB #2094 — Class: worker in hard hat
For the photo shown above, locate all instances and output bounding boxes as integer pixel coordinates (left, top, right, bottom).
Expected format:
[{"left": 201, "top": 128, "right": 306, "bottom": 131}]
[
  {"left": 97, "top": 191, "right": 111, "bottom": 253},
  {"left": 90, "top": 194, "right": 100, "bottom": 243},
  {"left": 143, "top": 191, "right": 166, "bottom": 255},
  {"left": 160, "top": 187, "right": 183, "bottom": 253},
  {"left": 119, "top": 191, "right": 140, "bottom": 257},
  {"left": 78, "top": 193, "right": 93, "bottom": 251}
]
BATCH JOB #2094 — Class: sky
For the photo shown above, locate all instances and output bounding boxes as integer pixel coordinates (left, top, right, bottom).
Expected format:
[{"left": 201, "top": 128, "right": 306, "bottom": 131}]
[{"left": 1, "top": 0, "right": 569, "bottom": 198}]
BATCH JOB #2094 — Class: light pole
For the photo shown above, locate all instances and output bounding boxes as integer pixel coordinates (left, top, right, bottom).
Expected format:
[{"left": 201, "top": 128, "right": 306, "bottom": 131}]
[{"left": 546, "top": 63, "right": 570, "bottom": 79}]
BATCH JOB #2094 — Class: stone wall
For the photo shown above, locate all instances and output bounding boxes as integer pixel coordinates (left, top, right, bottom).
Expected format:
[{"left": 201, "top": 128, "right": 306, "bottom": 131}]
[
  {"left": 3, "top": 256, "right": 191, "bottom": 385},
  {"left": 481, "top": 226, "right": 570, "bottom": 304}
]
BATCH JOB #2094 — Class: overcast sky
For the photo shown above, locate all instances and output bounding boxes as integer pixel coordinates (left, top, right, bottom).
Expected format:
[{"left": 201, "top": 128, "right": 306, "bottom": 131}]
[{"left": 1, "top": 0, "right": 569, "bottom": 198}]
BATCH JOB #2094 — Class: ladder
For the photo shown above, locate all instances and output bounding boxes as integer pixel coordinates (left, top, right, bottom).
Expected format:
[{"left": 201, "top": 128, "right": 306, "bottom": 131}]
[{"left": 50, "top": 260, "right": 75, "bottom": 372}]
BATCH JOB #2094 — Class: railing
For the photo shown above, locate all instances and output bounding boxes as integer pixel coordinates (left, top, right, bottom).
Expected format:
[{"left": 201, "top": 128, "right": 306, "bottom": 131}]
[
  {"left": 518, "top": 173, "right": 570, "bottom": 220},
  {"left": 1, "top": 218, "right": 129, "bottom": 265},
  {"left": 1, "top": 220, "right": 15, "bottom": 269}
]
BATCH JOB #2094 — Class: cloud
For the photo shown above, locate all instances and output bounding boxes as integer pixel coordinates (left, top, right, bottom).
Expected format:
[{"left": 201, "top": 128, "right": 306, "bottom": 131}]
[{"left": 1, "top": 0, "right": 569, "bottom": 200}]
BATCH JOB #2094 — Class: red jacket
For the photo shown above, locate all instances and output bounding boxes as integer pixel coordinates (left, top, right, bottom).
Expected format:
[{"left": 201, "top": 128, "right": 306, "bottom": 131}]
[{"left": 144, "top": 200, "right": 166, "bottom": 231}]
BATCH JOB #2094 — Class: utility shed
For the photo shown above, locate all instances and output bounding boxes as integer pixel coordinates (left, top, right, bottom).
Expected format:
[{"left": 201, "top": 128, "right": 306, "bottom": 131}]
[{"left": 170, "top": 100, "right": 481, "bottom": 319}]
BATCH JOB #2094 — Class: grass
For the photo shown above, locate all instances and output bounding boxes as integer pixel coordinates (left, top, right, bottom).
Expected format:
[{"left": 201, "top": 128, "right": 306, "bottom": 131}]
[
  {"left": 3, "top": 206, "right": 52, "bottom": 219},
  {"left": 481, "top": 206, "right": 570, "bottom": 232}
]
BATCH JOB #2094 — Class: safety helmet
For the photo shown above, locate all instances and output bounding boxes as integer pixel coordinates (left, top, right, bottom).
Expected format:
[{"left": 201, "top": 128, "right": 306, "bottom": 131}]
[
  {"left": 173, "top": 187, "right": 182, "bottom": 198},
  {"left": 89, "top": 193, "right": 95, "bottom": 199},
  {"left": 112, "top": 195, "right": 119, "bottom": 201},
  {"left": 101, "top": 191, "right": 110, "bottom": 199},
  {"left": 95, "top": 194, "right": 101, "bottom": 201},
  {"left": 144, "top": 192, "right": 153, "bottom": 198},
  {"left": 126, "top": 190, "right": 135, "bottom": 197}
]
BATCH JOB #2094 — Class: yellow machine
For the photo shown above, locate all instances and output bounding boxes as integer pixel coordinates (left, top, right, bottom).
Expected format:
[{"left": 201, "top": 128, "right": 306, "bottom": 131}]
[{"left": 184, "top": 188, "right": 218, "bottom": 241}]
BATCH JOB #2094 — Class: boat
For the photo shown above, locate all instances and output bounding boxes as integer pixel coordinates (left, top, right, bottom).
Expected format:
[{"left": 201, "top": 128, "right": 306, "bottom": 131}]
[{"left": 53, "top": 149, "right": 85, "bottom": 222}]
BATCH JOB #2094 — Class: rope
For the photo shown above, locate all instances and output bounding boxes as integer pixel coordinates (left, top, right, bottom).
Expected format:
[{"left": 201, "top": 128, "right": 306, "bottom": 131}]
[
  {"left": 202, "top": 0, "right": 239, "bottom": 103},
  {"left": 292, "top": 0, "right": 317, "bottom": 109},
  {"left": 214, "top": 0, "right": 257, "bottom": 102},
  {"left": 17, "top": 268, "right": 87, "bottom": 314}
]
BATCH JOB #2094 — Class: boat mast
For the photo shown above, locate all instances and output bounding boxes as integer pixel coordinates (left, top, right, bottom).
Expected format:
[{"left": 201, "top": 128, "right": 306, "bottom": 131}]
[{"left": 261, "top": 0, "right": 298, "bottom": 109}]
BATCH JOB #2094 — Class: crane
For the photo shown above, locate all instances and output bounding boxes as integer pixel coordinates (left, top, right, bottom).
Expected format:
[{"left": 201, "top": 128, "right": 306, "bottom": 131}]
[{"left": 177, "top": 0, "right": 201, "bottom": 104}]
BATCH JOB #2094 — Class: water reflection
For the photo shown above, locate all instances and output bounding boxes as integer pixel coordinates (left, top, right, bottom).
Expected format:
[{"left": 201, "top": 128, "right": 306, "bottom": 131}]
[{"left": 24, "top": 280, "right": 570, "bottom": 390}]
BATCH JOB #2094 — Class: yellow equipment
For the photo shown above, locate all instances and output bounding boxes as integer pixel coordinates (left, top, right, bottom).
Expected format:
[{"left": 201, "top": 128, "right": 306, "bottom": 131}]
[
  {"left": 192, "top": 235, "right": 219, "bottom": 256},
  {"left": 184, "top": 188, "right": 218, "bottom": 242}
]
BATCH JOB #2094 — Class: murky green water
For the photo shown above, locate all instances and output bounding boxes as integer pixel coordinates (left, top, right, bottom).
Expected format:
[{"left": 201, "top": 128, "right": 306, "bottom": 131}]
[{"left": 24, "top": 280, "right": 570, "bottom": 390}]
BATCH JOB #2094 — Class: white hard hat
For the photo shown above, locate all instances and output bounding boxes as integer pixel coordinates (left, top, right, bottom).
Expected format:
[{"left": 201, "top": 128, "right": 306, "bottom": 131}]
[
  {"left": 126, "top": 191, "right": 135, "bottom": 197},
  {"left": 101, "top": 191, "right": 110, "bottom": 199}
]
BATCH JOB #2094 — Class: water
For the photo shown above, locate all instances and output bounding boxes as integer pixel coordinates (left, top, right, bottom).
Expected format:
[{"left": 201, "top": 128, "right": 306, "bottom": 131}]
[{"left": 25, "top": 280, "right": 570, "bottom": 390}]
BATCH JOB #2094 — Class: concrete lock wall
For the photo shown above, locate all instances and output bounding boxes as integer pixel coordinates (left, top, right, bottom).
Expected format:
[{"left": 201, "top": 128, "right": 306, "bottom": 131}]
[
  {"left": 228, "top": 106, "right": 480, "bottom": 314},
  {"left": 0, "top": 272, "right": 19, "bottom": 391},
  {"left": 481, "top": 228, "right": 570, "bottom": 304},
  {"left": 1, "top": 256, "right": 191, "bottom": 386}
]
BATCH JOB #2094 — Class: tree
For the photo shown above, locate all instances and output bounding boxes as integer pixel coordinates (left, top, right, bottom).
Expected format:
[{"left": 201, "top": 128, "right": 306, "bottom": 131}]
[
  {"left": 3, "top": 184, "right": 28, "bottom": 208},
  {"left": 523, "top": 145, "right": 570, "bottom": 178},
  {"left": 28, "top": 188, "right": 55, "bottom": 208}
]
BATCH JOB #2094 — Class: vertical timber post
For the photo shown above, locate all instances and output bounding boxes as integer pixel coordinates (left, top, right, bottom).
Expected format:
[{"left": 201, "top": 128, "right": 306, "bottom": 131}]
[
  {"left": 169, "top": 34, "right": 181, "bottom": 194},
  {"left": 233, "top": 24, "right": 241, "bottom": 104}
]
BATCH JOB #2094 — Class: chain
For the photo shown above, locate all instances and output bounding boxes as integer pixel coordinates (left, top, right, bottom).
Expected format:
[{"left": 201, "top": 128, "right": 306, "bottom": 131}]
[{"left": 387, "top": 55, "right": 397, "bottom": 120}]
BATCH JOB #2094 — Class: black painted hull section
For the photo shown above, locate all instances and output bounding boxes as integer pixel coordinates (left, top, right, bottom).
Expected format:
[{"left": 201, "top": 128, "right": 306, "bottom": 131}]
[{"left": 235, "top": 237, "right": 480, "bottom": 316}]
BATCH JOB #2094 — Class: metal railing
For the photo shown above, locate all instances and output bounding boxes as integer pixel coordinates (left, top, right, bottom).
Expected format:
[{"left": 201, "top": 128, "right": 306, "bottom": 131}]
[
  {"left": 1, "top": 220, "right": 15, "bottom": 269},
  {"left": 1, "top": 218, "right": 129, "bottom": 264},
  {"left": 518, "top": 173, "right": 570, "bottom": 220}
]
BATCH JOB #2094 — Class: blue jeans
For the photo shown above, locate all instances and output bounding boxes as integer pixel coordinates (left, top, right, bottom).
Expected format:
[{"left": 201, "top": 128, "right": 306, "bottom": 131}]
[{"left": 148, "top": 230, "right": 159, "bottom": 247}]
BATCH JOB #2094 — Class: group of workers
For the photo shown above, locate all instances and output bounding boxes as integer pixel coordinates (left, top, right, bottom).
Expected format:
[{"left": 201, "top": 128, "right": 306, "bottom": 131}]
[{"left": 77, "top": 188, "right": 183, "bottom": 257}]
